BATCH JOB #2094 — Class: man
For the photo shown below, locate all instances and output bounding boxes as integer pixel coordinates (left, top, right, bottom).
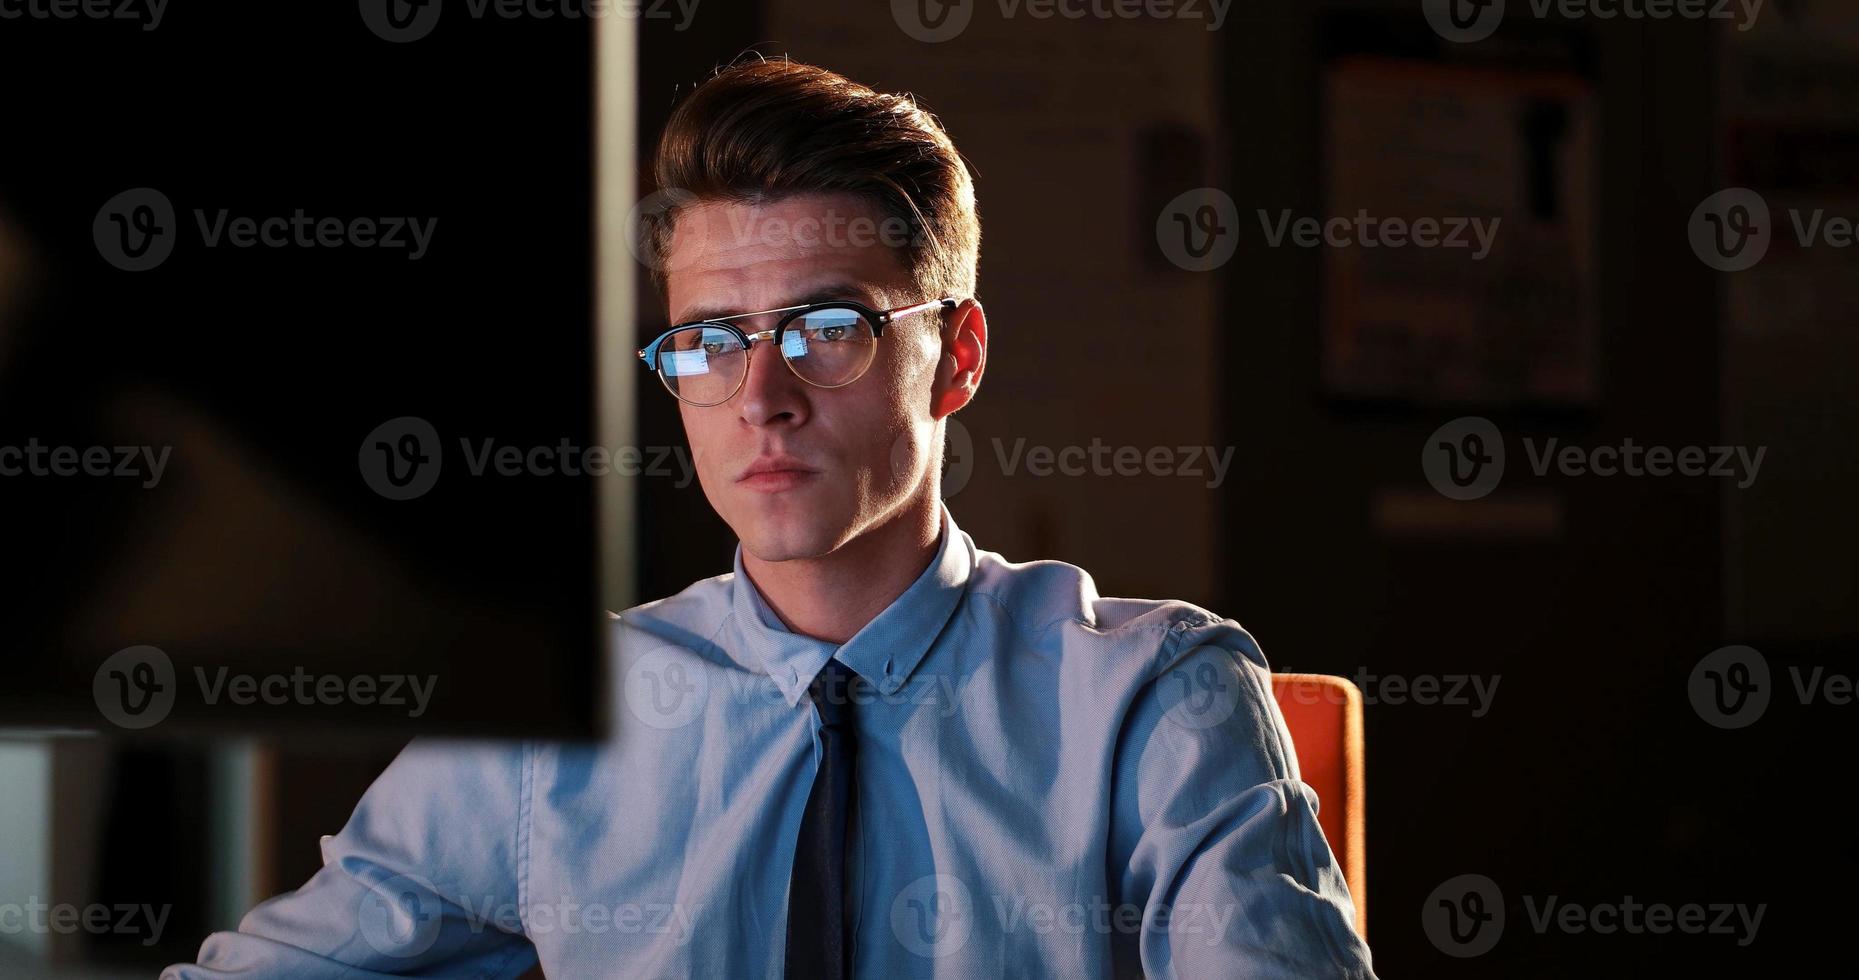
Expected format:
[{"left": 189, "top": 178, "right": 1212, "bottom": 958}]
[{"left": 166, "top": 60, "right": 1377, "bottom": 979}]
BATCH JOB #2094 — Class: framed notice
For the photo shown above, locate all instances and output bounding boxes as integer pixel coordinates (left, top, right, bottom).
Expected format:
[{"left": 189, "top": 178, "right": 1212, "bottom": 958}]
[{"left": 1320, "top": 57, "right": 1598, "bottom": 408}]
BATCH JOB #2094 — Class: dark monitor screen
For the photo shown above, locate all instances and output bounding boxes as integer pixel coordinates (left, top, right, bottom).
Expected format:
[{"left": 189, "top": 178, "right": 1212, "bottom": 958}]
[{"left": 0, "top": 5, "right": 604, "bottom": 738}]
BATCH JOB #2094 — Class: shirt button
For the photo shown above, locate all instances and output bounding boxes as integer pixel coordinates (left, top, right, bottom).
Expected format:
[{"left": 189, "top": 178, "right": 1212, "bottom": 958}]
[{"left": 880, "top": 677, "right": 902, "bottom": 696}]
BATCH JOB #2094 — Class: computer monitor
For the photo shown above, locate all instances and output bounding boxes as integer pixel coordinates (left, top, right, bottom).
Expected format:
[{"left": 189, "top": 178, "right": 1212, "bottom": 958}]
[{"left": 0, "top": 5, "right": 627, "bottom": 739}]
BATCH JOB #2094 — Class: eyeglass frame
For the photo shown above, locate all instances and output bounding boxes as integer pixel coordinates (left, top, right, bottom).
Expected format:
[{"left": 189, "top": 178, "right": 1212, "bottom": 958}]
[{"left": 635, "top": 296, "right": 960, "bottom": 406}]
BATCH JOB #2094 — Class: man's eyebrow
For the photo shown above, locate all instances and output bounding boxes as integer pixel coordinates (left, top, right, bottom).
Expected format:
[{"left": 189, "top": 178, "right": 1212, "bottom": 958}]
[{"left": 674, "top": 283, "right": 883, "bottom": 324}]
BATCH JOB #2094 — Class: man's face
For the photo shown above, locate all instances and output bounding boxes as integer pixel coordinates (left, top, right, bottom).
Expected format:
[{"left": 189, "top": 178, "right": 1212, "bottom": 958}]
[{"left": 662, "top": 192, "right": 954, "bottom": 562}]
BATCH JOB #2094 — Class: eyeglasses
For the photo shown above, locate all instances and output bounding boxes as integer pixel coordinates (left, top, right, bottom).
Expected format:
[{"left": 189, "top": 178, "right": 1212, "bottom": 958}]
[{"left": 636, "top": 297, "right": 959, "bottom": 407}]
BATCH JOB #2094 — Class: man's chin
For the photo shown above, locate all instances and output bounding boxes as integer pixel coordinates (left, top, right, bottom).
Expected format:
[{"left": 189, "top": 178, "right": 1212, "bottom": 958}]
[{"left": 734, "top": 514, "right": 845, "bottom": 564}]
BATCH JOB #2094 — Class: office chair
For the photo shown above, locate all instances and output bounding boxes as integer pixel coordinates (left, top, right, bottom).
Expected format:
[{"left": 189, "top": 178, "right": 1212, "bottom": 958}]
[{"left": 1271, "top": 673, "right": 1368, "bottom": 939}]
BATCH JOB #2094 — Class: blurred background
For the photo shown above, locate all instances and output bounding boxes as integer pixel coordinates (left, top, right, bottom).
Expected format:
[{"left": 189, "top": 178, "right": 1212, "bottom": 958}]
[{"left": 3, "top": 0, "right": 1855, "bottom": 975}]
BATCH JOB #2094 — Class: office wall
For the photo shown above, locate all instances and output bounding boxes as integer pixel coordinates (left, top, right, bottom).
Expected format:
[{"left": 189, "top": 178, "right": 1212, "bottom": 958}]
[{"left": 756, "top": 4, "right": 1226, "bottom": 606}]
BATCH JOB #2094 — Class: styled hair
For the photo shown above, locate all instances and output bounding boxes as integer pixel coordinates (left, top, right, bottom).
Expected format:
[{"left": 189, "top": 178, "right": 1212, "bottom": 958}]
[{"left": 649, "top": 58, "right": 980, "bottom": 306}]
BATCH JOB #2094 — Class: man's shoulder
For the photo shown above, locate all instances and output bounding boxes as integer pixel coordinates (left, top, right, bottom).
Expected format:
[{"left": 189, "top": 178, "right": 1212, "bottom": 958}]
[
  {"left": 966, "top": 548, "right": 1231, "bottom": 638},
  {"left": 609, "top": 570, "right": 735, "bottom": 637}
]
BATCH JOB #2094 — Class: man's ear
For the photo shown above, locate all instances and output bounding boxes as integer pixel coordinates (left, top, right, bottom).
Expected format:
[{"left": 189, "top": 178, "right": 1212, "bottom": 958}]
[{"left": 932, "top": 299, "right": 986, "bottom": 420}]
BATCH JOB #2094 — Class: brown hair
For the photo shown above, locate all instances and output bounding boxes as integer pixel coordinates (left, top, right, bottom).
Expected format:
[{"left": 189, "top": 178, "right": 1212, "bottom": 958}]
[{"left": 649, "top": 58, "right": 979, "bottom": 307}]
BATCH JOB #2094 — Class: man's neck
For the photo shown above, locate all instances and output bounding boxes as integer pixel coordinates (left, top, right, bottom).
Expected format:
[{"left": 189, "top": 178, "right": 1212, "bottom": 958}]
[{"left": 741, "top": 494, "right": 943, "bottom": 645}]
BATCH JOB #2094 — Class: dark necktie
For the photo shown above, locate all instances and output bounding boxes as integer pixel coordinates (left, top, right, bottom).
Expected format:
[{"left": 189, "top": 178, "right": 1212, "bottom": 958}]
[{"left": 785, "top": 658, "right": 858, "bottom": 979}]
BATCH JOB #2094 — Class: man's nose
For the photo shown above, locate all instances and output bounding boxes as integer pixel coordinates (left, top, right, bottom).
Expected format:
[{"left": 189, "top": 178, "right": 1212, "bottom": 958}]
[{"left": 735, "top": 336, "right": 808, "bottom": 426}]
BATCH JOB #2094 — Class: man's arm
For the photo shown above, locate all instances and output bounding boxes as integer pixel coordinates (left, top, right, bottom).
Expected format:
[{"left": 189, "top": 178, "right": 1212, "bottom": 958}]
[
  {"left": 1109, "top": 616, "right": 1377, "bottom": 980},
  {"left": 162, "top": 739, "right": 537, "bottom": 979}
]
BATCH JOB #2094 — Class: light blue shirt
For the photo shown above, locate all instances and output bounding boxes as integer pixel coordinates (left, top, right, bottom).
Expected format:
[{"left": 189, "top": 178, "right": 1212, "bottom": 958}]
[{"left": 165, "top": 502, "right": 1375, "bottom": 978}]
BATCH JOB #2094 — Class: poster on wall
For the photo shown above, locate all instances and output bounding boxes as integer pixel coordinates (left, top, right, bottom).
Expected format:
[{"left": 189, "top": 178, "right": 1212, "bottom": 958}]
[
  {"left": 1716, "top": 0, "right": 1859, "bottom": 639},
  {"left": 1320, "top": 57, "right": 1599, "bottom": 408}
]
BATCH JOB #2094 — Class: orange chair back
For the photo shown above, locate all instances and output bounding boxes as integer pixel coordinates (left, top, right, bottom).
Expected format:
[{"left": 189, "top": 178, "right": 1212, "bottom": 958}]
[{"left": 1270, "top": 673, "right": 1367, "bottom": 938}]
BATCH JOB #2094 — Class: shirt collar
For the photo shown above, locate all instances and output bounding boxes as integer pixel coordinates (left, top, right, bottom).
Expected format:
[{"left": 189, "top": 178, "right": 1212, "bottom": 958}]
[{"left": 730, "top": 501, "right": 975, "bottom": 707}]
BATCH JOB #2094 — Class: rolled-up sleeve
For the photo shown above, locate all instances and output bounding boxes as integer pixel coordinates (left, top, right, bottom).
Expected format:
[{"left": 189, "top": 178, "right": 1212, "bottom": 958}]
[
  {"left": 162, "top": 738, "right": 538, "bottom": 979},
  {"left": 1109, "top": 616, "right": 1377, "bottom": 980}
]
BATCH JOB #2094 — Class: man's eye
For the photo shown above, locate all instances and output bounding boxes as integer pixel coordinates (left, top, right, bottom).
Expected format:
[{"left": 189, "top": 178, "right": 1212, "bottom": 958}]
[
  {"left": 819, "top": 326, "right": 846, "bottom": 342},
  {"left": 702, "top": 342, "right": 725, "bottom": 355}
]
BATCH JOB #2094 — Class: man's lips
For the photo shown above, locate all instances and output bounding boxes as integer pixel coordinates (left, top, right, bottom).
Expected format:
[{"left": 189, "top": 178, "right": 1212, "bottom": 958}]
[
  {"left": 738, "top": 470, "right": 816, "bottom": 492},
  {"left": 735, "top": 457, "right": 819, "bottom": 491}
]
